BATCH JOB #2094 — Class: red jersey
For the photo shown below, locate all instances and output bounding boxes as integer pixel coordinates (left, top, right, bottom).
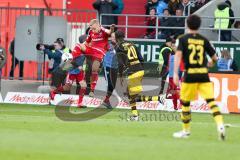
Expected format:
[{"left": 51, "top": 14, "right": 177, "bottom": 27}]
[
  {"left": 72, "top": 43, "right": 82, "bottom": 58},
  {"left": 86, "top": 27, "right": 109, "bottom": 51}
]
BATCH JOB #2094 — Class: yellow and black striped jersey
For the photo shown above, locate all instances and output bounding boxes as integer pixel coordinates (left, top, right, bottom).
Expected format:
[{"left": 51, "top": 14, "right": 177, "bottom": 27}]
[
  {"left": 176, "top": 33, "right": 216, "bottom": 83},
  {"left": 115, "top": 41, "right": 144, "bottom": 75}
]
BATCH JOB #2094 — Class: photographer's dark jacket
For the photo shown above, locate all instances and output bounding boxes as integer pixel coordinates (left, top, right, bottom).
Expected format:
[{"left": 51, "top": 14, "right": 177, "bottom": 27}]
[
  {"left": 44, "top": 49, "right": 62, "bottom": 73},
  {"left": 93, "top": 0, "right": 118, "bottom": 26}
]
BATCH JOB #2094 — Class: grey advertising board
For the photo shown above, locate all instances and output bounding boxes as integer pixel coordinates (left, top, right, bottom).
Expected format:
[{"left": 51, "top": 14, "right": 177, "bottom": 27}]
[
  {"left": 43, "top": 16, "right": 67, "bottom": 45},
  {"left": 15, "top": 16, "right": 39, "bottom": 61},
  {"left": 15, "top": 16, "right": 67, "bottom": 61}
]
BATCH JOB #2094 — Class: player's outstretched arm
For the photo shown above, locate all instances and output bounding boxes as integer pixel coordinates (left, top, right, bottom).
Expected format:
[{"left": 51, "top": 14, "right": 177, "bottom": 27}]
[{"left": 104, "top": 24, "right": 115, "bottom": 35}]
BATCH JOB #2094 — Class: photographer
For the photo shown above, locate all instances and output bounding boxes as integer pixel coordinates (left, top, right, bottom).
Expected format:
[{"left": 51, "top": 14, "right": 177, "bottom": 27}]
[
  {"left": 37, "top": 38, "right": 71, "bottom": 87},
  {"left": 37, "top": 38, "right": 71, "bottom": 72},
  {"left": 55, "top": 38, "right": 71, "bottom": 55},
  {"left": 38, "top": 41, "right": 62, "bottom": 73}
]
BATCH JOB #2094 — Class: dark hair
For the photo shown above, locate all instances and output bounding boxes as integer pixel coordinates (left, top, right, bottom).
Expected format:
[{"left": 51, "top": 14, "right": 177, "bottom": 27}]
[
  {"left": 165, "top": 37, "right": 172, "bottom": 43},
  {"left": 54, "top": 40, "right": 62, "bottom": 45},
  {"left": 163, "top": 8, "right": 169, "bottom": 13},
  {"left": 149, "top": 7, "right": 157, "bottom": 14},
  {"left": 187, "top": 14, "right": 201, "bottom": 30},
  {"left": 165, "top": 37, "right": 176, "bottom": 43},
  {"left": 225, "top": 0, "right": 232, "bottom": 7},
  {"left": 56, "top": 38, "right": 64, "bottom": 44},
  {"left": 175, "top": 7, "right": 183, "bottom": 12},
  {"left": 115, "top": 30, "right": 125, "bottom": 41}
]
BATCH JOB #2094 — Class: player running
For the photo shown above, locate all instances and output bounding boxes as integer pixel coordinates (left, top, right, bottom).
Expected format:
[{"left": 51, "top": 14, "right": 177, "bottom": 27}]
[
  {"left": 114, "top": 30, "right": 164, "bottom": 121},
  {"left": 71, "top": 19, "right": 115, "bottom": 97},
  {"left": 49, "top": 54, "right": 87, "bottom": 107},
  {"left": 114, "top": 30, "right": 144, "bottom": 120},
  {"left": 173, "top": 15, "right": 225, "bottom": 140}
]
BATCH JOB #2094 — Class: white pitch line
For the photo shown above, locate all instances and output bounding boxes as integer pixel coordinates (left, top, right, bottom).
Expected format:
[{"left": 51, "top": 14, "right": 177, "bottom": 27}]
[{"left": 224, "top": 123, "right": 240, "bottom": 128}]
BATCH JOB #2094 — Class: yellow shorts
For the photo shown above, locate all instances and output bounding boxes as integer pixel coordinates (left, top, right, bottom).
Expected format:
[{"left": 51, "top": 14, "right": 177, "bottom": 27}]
[
  {"left": 180, "top": 82, "right": 214, "bottom": 101},
  {"left": 127, "top": 70, "right": 144, "bottom": 96}
]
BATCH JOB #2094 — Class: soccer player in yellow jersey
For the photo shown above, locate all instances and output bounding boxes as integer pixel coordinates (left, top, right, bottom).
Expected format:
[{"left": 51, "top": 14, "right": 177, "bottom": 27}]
[
  {"left": 113, "top": 30, "right": 144, "bottom": 121},
  {"left": 173, "top": 15, "right": 225, "bottom": 140},
  {"left": 113, "top": 30, "right": 165, "bottom": 121}
]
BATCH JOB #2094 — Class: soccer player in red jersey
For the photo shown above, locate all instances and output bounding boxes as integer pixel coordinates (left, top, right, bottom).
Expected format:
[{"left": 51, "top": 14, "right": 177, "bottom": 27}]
[
  {"left": 49, "top": 55, "right": 87, "bottom": 107},
  {"left": 72, "top": 19, "right": 115, "bottom": 96}
]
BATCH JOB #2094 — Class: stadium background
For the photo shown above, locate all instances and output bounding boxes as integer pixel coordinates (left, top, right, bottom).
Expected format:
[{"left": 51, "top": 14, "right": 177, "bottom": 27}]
[
  {"left": 0, "top": 0, "right": 149, "bottom": 79},
  {"left": 0, "top": 0, "right": 240, "bottom": 113},
  {"left": 0, "top": 1, "right": 240, "bottom": 160}
]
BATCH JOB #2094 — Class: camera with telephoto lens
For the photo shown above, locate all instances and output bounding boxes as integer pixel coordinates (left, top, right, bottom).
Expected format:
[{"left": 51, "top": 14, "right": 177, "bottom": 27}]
[{"left": 36, "top": 43, "right": 55, "bottom": 51}]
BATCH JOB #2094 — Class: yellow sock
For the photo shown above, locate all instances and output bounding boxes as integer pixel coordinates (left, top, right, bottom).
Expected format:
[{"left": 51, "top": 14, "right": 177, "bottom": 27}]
[
  {"left": 181, "top": 101, "right": 191, "bottom": 132},
  {"left": 182, "top": 123, "right": 190, "bottom": 132},
  {"left": 207, "top": 100, "right": 224, "bottom": 126},
  {"left": 131, "top": 109, "right": 138, "bottom": 116},
  {"left": 152, "top": 96, "right": 159, "bottom": 101},
  {"left": 214, "top": 115, "right": 224, "bottom": 126}
]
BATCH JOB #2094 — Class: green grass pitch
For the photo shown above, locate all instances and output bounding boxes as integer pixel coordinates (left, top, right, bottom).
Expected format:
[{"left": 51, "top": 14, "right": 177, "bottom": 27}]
[{"left": 0, "top": 104, "right": 240, "bottom": 160}]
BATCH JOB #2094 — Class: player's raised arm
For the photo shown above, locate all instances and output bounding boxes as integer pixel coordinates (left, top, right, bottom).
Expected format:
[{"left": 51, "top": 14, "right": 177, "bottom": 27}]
[{"left": 103, "top": 24, "right": 115, "bottom": 35}]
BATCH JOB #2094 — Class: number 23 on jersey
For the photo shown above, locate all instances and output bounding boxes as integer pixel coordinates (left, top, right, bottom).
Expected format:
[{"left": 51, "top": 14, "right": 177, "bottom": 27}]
[{"left": 188, "top": 44, "right": 204, "bottom": 65}]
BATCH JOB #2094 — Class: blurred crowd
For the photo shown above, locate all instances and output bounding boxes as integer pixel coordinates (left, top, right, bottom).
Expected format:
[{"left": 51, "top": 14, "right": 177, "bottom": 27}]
[
  {"left": 143, "top": 0, "right": 210, "bottom": 39},
  {"left": 91, "top": 0, "right": 238, "bottom": 42}
]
